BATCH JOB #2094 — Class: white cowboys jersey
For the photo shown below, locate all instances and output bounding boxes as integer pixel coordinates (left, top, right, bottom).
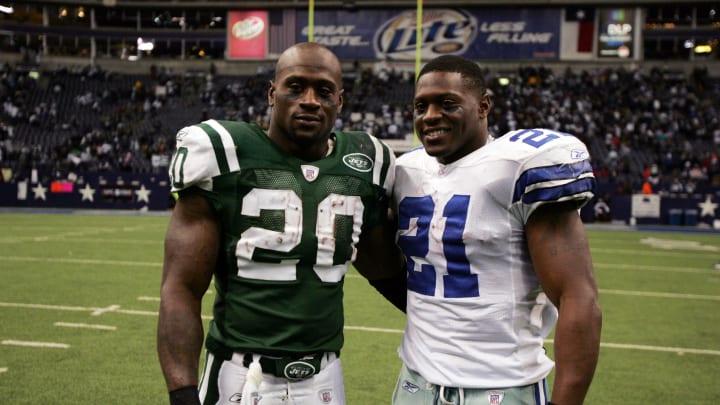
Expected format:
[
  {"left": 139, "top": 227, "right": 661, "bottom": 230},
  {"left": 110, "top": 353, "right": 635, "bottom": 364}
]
[{"left": 393, "top": 128, "right": 595, "bottom": 388}]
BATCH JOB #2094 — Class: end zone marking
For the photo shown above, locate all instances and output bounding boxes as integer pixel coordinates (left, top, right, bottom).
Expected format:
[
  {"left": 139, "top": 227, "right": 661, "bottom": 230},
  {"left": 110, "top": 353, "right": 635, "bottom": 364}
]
[
  {"left": 2, "top": 340, "right": 70, "bottom": 349},
  {"left": 54, "top": 322, "right": 117, "bottom": 331}
]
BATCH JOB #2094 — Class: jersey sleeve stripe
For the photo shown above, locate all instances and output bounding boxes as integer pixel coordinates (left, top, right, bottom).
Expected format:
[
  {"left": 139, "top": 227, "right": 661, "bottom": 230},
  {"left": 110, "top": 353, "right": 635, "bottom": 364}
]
[
  {"left": 206, "top": 119, "right": 242, "bottom": 173},
  {"left": 196, "top": 122, "right": 230, "bottom": 174},
  {"left": 369, "top": 135, "right": 385, "bottom": 186},
  {"left": 520, "top": 177, "right": 596, "bottom": 204},
  {"left": 513, "top": 160, "right": 593, "bottom": 203}
]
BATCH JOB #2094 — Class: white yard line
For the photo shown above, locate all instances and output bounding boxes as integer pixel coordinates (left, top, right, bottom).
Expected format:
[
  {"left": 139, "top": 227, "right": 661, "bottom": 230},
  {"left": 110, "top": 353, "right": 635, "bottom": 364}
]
[
  {"left": 1, "top": 340, "right": 70, "bottom": 349},
  {"left": 1, "top": 300, "right": 718, "bottom": 356},
  {"left": 594, "top": 262, "right": 718, "bottom": 274},
  {"left": 600, "top": 289, "right": 720, "bottom": 301},
  {"left": 4, "top": 255, "right": 717, "bottom": 275},
  {"left": 0, "top": 367, "right": 8, "bottom": 373},
  {"left": 0, "top": 301, "right": 212, "bottom": 320},
  {"left": 3, "top": 256, "right": 159, "bottom": 267},
  {"left": 345, "top": 325, "right": 403, "bottom": 334},
  {"left": 591, "top": 248, "right": 718, "bottom": 258},
  {"left": 54, "top": 322, "right": 117, "bottom": 331}
]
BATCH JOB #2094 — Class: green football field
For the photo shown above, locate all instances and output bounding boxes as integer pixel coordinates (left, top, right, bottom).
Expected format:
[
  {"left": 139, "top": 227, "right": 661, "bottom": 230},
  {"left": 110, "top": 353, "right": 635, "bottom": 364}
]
[{"left": 1, "top": 212, "right": 719, "bottom": 404}]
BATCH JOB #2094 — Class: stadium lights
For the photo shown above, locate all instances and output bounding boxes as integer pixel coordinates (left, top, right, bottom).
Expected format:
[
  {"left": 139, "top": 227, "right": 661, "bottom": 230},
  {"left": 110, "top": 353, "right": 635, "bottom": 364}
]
[
  {"left": 137, "top": 37, "right": 155, "bottom": 52},
  {"left": 0, "top": 5, "right": 13, "bottom": 14},
  {"left": 694, "top": 44, "right": 712, "bottom": 54}
]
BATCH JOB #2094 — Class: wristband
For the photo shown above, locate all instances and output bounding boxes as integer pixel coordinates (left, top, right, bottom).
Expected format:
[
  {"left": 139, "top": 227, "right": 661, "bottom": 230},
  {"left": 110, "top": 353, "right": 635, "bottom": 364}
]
[{"left": 169, "top": 385, "right": 200, "bottom": 405}]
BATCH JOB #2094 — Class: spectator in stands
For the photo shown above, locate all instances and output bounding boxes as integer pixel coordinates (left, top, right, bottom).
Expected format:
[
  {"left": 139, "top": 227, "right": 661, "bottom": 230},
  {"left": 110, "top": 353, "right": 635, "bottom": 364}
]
[
  {"left": 594, "top": 197, "right": 611, "bottom": 222},
  {"left": 642, "top": 180, "right": 654, "bottom": 195},
  {"left": 1, "top": 54, "right": 719, "bottom": 200}
]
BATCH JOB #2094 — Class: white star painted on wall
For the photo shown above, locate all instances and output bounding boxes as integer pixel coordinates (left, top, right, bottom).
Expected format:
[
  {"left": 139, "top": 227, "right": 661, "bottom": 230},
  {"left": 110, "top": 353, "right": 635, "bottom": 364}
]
[
  {"left": 698, "top": 196, "right": 718, "bottom": 217},
  {"left": 135, "top": 184, "right": 151, "bottom": 203},
  {"left": 32, "top": 183, "right": 47, "bottom": 201},
  {"left": 79, "top": 184, "right": 96, "bottom": 202}
]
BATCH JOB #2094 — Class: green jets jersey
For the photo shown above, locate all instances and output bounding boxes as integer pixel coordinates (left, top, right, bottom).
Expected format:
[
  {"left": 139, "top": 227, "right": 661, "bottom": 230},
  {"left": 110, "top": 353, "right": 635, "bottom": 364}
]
[{"left": 169, "top": 119, "right": 395, "bottom": 357}]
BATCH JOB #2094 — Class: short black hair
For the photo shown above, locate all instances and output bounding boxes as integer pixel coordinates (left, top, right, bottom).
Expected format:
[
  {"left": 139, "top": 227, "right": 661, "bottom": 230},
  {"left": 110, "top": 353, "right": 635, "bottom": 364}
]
[{"left": 417, "top": 55, "right": 487, "bottom": 98}]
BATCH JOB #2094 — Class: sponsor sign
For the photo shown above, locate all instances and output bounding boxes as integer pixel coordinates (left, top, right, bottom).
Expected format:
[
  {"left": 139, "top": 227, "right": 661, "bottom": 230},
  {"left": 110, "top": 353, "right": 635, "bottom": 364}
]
[
  {"left": 296, "top": 8, "right": 560, "bottom": 60},
  {"left": 631, "top": 194, "right": 660, "bottom": 218},
  {"left": 227, "top": 10, "right": 268, "bottom": 59},
  {"left": 598, "top": 8, "right": 635, "bottom": 58}
]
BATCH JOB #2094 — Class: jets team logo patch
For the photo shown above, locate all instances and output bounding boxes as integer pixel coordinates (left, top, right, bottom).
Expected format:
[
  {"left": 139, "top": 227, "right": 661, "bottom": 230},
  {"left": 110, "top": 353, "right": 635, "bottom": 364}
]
[
  {"left": 301, "top": 165, "right": 320, "bottom": 182},
  {"left": 342, "top": 153, "right": 373, "bottom": 172},
  {"left": 488, "top": 390, "right": 505, "bottom": 404}
]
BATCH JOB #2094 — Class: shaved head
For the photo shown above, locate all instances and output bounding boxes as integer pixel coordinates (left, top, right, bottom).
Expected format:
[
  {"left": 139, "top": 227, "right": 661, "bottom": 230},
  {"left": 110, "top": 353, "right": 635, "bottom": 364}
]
[
  {"left": 267, "top": 42, "right": 345, "bottom": 161},
  {"left": 275, "top": 42, "right": 343, "bottom": 85}
]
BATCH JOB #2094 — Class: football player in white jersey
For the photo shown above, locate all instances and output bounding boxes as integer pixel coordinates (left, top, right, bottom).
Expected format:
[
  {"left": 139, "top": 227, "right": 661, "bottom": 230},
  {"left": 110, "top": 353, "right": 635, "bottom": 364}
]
[{"left": 392, "top": 55, "right": 602, "bottom": 405}]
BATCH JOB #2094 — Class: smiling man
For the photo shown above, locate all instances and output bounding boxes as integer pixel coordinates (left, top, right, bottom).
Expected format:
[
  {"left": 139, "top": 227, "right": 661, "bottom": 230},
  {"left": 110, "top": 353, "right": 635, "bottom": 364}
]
[
  {"left": 392, "top": 55, "right": 602, "bottom": 405},
  {"left": 157, "top": 42, "right": 404, "bottom": 405}
]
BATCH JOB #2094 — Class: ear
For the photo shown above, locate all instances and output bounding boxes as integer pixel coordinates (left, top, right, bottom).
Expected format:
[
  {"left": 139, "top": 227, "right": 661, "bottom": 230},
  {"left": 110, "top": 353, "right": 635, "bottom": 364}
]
[
  {"left": 267, "top": 80, "right": 275, "bottom": 107},
  {"left": 478, "top": 93, "right": 491, "bottom": 119},
  {"left": 337, "top": 88, "right": 344, "bottom": 113}
]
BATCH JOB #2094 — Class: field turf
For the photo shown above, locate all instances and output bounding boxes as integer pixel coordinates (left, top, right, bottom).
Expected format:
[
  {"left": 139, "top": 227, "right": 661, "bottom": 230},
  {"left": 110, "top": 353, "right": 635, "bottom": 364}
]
[{"left": 1, "top": 212, "right": 718, "bottom": 404}]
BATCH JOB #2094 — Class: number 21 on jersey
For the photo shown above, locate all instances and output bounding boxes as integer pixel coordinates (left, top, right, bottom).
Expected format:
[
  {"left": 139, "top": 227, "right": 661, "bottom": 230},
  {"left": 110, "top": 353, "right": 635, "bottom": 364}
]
[{"left": 397, "top": 195, "right": 479, "bottom": 299}]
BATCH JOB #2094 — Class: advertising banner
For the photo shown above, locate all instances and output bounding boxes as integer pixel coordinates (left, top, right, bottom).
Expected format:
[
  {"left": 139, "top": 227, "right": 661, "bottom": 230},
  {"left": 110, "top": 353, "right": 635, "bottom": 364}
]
[
  {"left": 0, "top": 173, "right": 171, "bottom": 211},
  {"left": 296, "top": 8, "right": 560, "bottom": 60},
  {"left": 597, "top": 8, "right": 635, "bottom": 58},
  {"left": 227, "top": 10, "right": 268, "bottom": 59}
]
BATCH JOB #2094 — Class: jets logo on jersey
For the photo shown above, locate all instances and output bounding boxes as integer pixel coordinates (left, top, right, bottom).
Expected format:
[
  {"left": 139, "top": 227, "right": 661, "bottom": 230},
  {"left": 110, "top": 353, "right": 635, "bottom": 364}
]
[
  {"left": 301, "top": 165, "right": 320, "bottom": 182},
  {"left": 343, "top": 153, "right": 373, "bottom": 172}
]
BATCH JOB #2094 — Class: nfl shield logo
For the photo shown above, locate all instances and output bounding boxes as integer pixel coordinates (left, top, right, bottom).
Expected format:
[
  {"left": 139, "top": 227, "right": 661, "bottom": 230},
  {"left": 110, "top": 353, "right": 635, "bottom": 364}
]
[
  {"left": 301, "top": 165, "right": 320, "bottom": 182},
  {"left": 319, "top": 389, "right": 333, "bottom": 403},
  {"left": 488, "top": 390, "right": 505, "bottom": 404}
]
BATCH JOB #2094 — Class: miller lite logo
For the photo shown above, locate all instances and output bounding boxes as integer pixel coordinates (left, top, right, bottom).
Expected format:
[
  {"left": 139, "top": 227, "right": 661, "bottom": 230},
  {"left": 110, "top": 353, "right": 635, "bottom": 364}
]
[{"left": 374, "top": 8, "right": 477, "bottom": 59}]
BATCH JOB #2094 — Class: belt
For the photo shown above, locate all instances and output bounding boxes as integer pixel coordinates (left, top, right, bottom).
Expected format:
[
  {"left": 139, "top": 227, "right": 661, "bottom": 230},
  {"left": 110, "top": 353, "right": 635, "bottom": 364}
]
[{"left": 240, "top": 352, "right": 337, "bottom": 381}]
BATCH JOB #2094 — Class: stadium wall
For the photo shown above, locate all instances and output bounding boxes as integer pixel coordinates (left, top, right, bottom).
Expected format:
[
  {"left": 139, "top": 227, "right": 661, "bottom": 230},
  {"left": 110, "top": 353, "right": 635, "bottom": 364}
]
[{"left": 1, "top": 173, "right": 718, "bottom": 230}]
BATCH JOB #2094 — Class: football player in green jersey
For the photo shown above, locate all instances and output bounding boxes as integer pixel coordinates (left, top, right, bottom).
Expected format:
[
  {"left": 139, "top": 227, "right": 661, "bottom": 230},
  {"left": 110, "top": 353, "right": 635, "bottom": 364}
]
[{"left": 157, "top": 42, "right": 405, "bottom": 405}]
